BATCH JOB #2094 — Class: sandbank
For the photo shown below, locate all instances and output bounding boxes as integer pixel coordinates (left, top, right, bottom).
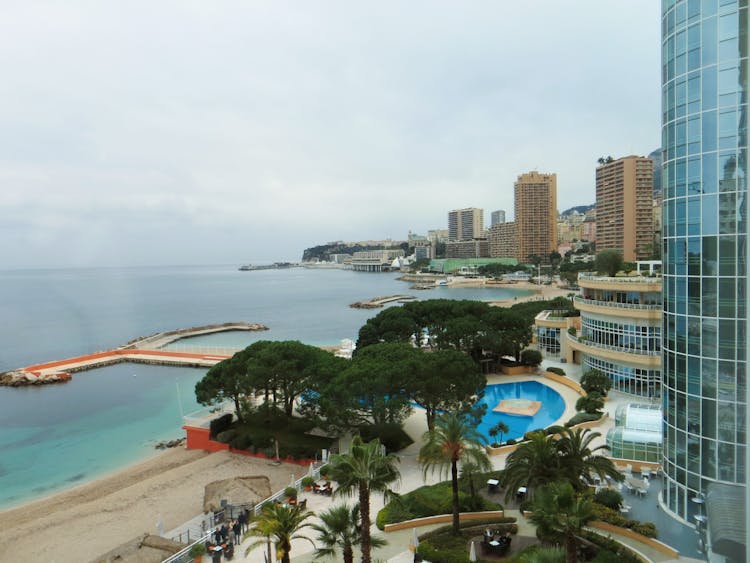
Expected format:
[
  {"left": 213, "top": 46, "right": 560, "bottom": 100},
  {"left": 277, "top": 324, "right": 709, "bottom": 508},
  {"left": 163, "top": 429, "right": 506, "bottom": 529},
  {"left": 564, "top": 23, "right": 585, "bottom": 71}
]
[{"left": 0, "top": 448, "right": 305, "bottom": 563}]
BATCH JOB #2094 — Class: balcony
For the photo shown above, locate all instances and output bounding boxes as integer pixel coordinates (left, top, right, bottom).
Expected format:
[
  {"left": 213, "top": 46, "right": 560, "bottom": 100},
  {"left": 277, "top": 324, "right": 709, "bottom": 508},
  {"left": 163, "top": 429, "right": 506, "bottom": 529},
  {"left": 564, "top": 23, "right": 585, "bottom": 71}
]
[
  {"left": 574, "top": 296, "right": 661, "bottom": 310},
  {"left": 565, "top": 332, "right": 661, "bottom": 367}
]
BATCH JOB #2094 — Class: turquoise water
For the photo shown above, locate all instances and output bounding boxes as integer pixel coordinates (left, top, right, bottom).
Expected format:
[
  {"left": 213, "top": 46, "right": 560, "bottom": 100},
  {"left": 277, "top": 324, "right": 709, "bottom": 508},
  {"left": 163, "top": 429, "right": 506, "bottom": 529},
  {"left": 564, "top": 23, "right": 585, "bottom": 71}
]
[
  {"left": 475, "top": 381, "right": 566, "bottom": 441},
  {"left": 0, "top": 266, "right": 532, "bottom": 509}
]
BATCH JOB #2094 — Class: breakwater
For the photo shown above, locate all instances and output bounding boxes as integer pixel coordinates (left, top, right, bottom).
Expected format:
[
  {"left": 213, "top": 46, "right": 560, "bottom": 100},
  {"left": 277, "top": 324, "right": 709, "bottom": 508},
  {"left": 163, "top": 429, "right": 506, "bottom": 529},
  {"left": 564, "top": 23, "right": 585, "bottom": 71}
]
[
  {"left": 0, "top": 322, "right": 267, "bottom": 387},
  {"left": 349, "top": 294, "right": 417, "bottom": 309}
]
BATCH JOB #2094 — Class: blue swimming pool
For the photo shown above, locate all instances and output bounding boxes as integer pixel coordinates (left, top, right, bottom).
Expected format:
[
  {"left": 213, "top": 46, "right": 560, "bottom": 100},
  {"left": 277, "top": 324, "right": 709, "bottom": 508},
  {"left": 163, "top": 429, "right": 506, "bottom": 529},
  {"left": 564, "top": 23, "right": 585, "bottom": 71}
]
[{"left": 476, "top": 381, "right": 566, "bottom": 442}]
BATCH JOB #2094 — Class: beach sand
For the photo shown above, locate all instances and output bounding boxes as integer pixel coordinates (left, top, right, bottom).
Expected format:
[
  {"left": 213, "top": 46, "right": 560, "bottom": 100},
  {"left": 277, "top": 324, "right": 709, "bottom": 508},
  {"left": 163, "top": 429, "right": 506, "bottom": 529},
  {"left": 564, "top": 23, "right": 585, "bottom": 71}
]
[
  {"left": 0, "top": 448, "right": 306, "bottom": 563},
  {"left": 488, "top": 281, "right": 574, "bottom": 307}
]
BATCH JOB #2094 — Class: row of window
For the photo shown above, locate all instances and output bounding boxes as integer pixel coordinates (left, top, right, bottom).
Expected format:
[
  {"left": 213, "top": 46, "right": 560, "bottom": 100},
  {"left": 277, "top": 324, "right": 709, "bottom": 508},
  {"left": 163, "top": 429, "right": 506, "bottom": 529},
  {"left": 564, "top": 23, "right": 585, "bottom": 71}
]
[
  {"left": 663, "top": 351, "right": 747, "bottom": 398},
  {"left": 663, "top": 9, "right": 748, "bottom": 84},
  {"left": 663, "top": 314, "right": 747, "bottom": 359},
  {"left": 580, "top": 318, "right": 662, "bottom": 354},
  {"left": 580, "top": 289, "right": 661, "bottom": 306},
  {"left": 663, "top": 193, "right": 747, "bottom": 238},
  {"left": 663, "top": 235, "right": 747, "bottom": 277},
  {"left": 661, "top": 150, "right": 747, "bottom": 200},
  {"left": 582, "top": 355, "right": 661, "bottom": 398}
]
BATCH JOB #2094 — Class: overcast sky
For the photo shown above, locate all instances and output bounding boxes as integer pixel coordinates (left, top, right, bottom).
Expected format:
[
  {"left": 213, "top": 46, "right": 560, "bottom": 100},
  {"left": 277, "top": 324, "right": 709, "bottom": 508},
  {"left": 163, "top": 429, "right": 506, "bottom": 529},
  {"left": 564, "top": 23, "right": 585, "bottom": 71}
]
[{"left": 0, "top": 1, "right": 660, "bottom": 268}]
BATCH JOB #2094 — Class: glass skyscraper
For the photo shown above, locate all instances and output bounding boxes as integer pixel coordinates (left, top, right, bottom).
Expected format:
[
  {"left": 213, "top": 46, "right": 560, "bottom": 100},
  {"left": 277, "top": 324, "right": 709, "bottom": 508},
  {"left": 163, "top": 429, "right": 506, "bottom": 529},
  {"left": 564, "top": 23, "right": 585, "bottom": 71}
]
[{"left": 661, "top": 0, "right": 747, "bottom": 558}]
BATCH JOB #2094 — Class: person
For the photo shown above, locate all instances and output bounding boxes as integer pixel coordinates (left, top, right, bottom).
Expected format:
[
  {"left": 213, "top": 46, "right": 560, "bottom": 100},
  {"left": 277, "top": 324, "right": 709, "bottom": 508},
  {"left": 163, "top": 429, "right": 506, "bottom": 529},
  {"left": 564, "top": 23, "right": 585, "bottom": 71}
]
[
  {"left": 220, "top": 522, "right": 229, "bottom": 542},
  {"left": 228, "top": 520, "right": 236, "bottom": 544},
  {"left": 233, "top": 519, "right": 242, "bottom": 543},
  {"left": 213, "top": 526, "right": 222, "bottom": 544},
  {"left": 237, "top": 511, "right": 246, "bottom": 534}
]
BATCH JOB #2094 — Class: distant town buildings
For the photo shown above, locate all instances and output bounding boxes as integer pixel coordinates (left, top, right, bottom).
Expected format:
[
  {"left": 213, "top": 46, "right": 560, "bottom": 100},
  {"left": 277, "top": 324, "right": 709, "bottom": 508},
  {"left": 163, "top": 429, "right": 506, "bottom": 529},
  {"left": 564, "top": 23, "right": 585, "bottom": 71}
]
[
  {"left": 490, "top": 210, "right": 506, "bottom": 225},
  {"left": 595, "top": 155, "right": 654, "bottom": 262},
  {"left": 514, "top": 172, "right": 558, "bottom": 263},
  {"left": 351, "top": 249, "right": 405, "bottom": 272}
]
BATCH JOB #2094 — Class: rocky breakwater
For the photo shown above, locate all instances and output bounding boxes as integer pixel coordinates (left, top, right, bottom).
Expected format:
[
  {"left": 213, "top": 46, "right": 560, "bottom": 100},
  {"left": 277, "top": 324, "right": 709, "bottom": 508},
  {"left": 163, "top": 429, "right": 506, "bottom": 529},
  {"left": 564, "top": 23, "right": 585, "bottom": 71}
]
[{"left": 0, "top": 370, "right": 71, "bottom": 387}]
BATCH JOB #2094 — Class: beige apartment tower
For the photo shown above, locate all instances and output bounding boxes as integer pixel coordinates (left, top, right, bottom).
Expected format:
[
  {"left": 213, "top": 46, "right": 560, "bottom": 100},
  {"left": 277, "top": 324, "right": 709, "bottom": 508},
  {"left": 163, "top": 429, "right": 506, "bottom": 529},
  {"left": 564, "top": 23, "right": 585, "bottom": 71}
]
[
  {"left": 595, "top": 156, "right": 653, "bottom": 262},
  {"left": 448, "top": 208, "right": 484, "bottom": 241},
  {"left": 514, "top": 172, "right": 558, "bottom": 263}
]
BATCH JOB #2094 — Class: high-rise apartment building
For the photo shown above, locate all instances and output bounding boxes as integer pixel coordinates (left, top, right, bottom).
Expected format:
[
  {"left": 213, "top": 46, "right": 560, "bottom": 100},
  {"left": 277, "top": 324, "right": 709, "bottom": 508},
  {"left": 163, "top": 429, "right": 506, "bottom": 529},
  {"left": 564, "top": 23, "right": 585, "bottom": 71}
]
[
  {"left": 595, "top": 156, "right": 654, "bottom": 262},
  {"left": 448, "top": 208, "right": 484, "bottom": 241},
  {"left": 491, "top": 210, "right": 506, "bottom": 226},
  {"left": 488, "top": 222, "right": 517, "bottom": 259},
  {"left": 514, "top": 172, "right": 557, "bottom": 263},
  {"left": 661, "top": 2, "right": 747, "bottom": 560}
]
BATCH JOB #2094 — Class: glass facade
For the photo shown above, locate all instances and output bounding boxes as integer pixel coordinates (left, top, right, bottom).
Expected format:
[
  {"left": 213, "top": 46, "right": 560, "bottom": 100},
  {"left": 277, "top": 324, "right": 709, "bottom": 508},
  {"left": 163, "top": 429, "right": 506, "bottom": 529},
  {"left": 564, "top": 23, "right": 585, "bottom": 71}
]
[
  {"left": 661, "top": 0, "right": 748, "bottom": 526},
  {"left": 583, "top": 355, "right": 661, "bottom": 398}
]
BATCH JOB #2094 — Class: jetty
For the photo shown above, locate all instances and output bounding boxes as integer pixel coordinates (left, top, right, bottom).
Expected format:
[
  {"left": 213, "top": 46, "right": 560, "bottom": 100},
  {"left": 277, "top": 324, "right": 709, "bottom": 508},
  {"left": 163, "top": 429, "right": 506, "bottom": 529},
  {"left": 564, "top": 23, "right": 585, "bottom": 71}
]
[
  {"left": 0, "top": 322, "right": 268, "bottom": 387},
  {"left": 349, "top": 294, "right": 417, "bottom": 309}
]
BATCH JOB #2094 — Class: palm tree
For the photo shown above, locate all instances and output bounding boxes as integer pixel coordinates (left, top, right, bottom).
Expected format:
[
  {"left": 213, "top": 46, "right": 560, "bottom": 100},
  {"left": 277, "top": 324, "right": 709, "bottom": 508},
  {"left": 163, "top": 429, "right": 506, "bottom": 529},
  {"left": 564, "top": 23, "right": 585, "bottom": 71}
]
[
  {"left": 243, "top": 503, "right": 315, "bottom": 563},
  {"left": 311, "top": 504, "right": 385, "bottom": 563},
  {"left": 419, "top": 413, "right": 491, "bottom": 535},
  {"left": 529, "top": 481, "right": 595, "bottom": 563},
  {"left": 502, "top": 431, "right": 560, "bottom": 503},
  {"left": 555, "top": 427, "right": 622, "bottom": 489},
  {"left": 327, "top": 436, "right": 400, "bottom": 563},
  {"left": 488, "top": 421, "right": 509, "bottom": 446}
]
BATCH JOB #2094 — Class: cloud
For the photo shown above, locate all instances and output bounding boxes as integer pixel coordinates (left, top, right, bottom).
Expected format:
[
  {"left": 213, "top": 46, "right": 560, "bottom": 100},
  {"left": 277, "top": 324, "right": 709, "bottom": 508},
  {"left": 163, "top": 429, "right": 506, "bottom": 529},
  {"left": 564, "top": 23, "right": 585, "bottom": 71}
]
[{"left": 0, "top": 0, "right": 660, "bottom": 267}]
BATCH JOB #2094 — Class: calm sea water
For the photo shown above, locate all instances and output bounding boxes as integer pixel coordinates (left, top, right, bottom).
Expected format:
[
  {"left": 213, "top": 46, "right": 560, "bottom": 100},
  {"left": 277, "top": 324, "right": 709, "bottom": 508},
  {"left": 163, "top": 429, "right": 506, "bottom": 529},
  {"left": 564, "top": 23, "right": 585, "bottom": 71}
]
[{"left": 0, "top": 265, "right": 531, "bottom": 509}]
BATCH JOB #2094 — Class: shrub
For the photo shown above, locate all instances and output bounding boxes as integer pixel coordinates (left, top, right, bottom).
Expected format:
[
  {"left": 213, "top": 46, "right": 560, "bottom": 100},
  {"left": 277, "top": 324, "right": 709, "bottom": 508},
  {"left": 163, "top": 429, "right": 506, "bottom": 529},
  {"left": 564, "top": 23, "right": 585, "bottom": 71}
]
[
  {"left": 189, "top": 543, "right": 207, "bottom": 557},
  {"left": 506, "top": 438, "right": 517, "bottom": 445},
  {"left": 284, "top": 486, "right": 298, "bottom": 500},
  {"left": 547, "top": 366, "right": 566, "bottom": 376},
  {"left": 216, "top": 429, "right": 238, "bottom": 443},
  {"left": 376, "top": 481, "right": 502, "bottom": 529},
  {"left": 565, "top": 412, "right": 602, "bottom": 427},
  {"left": 319, "top": 464, "right": 331, "bottom": 478},
  {"left": 576, "top": 392, "right": 604, "bottom": 414},
  {"left": 631, "top": 521, "right": 658, "bottom": 537},
  {"left": 581, "top": 369, "right": 613, "bottom": 397},
  {"left": 520, "top": 348, "right": 543, "bottom": 366},
  {"left": 358, "top": 422, "right": 413, "bottom": 453},
  {"left": 209, "top": 413, "right": 233, "bottom": 438},
  {"left": 301, "top": 476, "right": 315, "bottom": 488},
  {"left": 594, "top": 489, "right": 623, "bottom": 510},
  {"left": 567, "top": 326, "right": 577, "bottom": 336}
]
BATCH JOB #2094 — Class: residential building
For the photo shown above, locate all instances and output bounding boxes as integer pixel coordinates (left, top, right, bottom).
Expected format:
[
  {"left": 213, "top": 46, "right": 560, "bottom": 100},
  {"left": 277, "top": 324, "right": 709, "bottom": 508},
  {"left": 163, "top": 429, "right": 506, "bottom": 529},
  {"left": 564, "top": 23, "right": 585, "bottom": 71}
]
[
  {"left": 564, "top": 265, "right": 663, "bottom": 398},
  {"left": 448, "top": 208, "right": 484, "bottom": 241},
  {"left": 427, "top": 229, "right": 449, "bottom": 244},
  {"left": 488, "top": 222, "right": 517, "bottom": 259},
  {"left": 514, "top": 172, "right": 557, "bottom": 263},
  {"left": 661, "top": 1, "right": 747, "bottom": 559},
  {"left": 445, "top": 239, "right": 489, "bottom": 259},
  {"left": 595, "top": 155, "right": 654, "bottom": 262},
  {"left": 491, "top": 210, "right": 506, "bottom": 225}
]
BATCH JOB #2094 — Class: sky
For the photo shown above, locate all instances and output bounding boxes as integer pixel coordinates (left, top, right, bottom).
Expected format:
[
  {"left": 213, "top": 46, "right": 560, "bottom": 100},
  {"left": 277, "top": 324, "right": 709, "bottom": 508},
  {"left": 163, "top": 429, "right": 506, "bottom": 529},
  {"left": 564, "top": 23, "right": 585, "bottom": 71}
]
[{"left": 0, "top": 1, "right": 661, "bottom": 268}]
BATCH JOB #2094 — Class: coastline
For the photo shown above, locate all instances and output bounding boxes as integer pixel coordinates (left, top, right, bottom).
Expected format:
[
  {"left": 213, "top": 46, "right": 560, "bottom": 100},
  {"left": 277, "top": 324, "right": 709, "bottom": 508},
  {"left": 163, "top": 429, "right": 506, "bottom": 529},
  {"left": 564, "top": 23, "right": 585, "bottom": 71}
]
[{"left": 0, "top": 447, "right": 306, "bottom": 563}]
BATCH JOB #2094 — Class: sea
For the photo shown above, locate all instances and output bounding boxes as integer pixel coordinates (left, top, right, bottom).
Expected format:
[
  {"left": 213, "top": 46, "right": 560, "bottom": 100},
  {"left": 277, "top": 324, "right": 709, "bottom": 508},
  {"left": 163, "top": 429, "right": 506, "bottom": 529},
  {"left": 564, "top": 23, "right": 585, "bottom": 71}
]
[{"left": 0, "top": 265, "right": 531, "bottom": 510}]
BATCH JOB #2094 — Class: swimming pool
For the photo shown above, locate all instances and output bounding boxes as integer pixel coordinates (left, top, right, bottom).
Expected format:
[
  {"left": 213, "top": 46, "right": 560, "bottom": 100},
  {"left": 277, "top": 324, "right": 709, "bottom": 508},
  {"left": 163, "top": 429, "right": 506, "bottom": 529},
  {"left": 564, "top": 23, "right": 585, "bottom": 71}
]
[{"left": 476, "top": 381, "right": 566, "bottom": 442}]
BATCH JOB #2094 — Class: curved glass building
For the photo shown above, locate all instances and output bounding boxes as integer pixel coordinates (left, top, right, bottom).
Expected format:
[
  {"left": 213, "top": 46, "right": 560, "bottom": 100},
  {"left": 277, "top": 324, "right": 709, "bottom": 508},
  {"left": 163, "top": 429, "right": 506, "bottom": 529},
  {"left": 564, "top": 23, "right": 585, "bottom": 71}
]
[{"left": 661, "top": 0, "right": 747, "bottom": 556}]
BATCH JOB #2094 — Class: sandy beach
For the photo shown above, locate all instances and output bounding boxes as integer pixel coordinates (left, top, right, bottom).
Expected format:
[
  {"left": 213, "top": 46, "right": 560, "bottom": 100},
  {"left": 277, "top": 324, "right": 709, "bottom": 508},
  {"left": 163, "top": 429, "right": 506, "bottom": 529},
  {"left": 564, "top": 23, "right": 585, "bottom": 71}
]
[
  {"left": 0, "top": 448, "right": 306, "bottom": 563},
  {"left": 488, "top": 281, "right": 574, "bottom": 307}
]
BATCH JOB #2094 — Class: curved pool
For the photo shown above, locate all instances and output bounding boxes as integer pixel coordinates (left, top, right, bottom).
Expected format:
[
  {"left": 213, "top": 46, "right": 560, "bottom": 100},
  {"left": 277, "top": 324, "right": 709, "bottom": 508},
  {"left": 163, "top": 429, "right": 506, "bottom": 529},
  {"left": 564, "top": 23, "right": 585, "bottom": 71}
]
[{"left": 476, "top": 381, "right": 566, "bottom": 441}]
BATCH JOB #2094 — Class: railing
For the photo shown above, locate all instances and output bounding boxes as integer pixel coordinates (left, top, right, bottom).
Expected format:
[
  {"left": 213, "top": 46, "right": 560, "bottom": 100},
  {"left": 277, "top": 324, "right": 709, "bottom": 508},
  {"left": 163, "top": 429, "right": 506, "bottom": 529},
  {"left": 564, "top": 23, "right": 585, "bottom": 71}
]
[
  {"left": 574, "top": 296, "right": 661, "bottom": 310},
  {"left": 577, "top": 274, "right": 661, "bottom": 284},
  {"left": 566, "top": 332, "right": 661, "bottom": 356},
  {"left": 182, "top": 403, "right": 236, "bottom": 429},
  {"left": 162, "top": 531, "right": 212, "bottom": 563}
]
